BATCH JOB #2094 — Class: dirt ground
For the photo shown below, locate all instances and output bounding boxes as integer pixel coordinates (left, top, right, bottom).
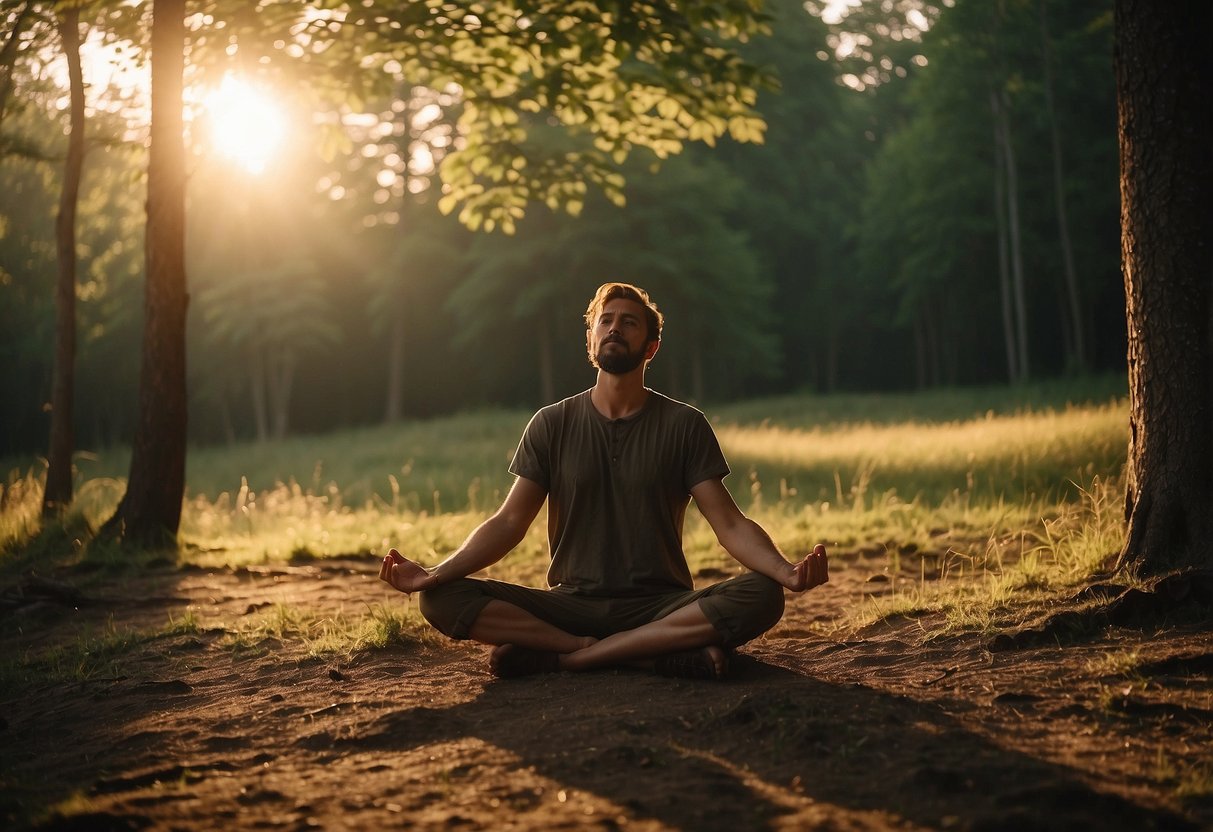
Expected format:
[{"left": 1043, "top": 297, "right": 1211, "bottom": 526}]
[{"left": 2, "top": 551, "right": 1211, "bottom": 831}]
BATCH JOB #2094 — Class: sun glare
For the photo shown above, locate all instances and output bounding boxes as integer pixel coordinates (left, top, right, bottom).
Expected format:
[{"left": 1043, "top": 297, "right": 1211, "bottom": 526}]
[{"left": 202, "top": 77, "right": 286, "bottom": 175}]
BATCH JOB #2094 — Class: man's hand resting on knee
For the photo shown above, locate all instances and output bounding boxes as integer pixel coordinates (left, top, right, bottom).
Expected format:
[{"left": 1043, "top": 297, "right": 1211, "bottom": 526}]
[
  {"left": 379, "top": 549, "right": 439, "bottom": 594},
  {"left": 784, "top": 543, "right": 829, "bottom": 592}
]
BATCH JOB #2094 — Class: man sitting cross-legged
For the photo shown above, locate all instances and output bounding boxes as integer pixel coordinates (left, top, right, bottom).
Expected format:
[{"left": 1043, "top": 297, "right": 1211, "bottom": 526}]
[{"left": 379, "top": 282, "right": 829, "bottom": 680}]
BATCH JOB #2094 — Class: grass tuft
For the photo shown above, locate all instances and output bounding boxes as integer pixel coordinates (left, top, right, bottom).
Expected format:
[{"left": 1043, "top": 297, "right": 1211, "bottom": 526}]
[
  {"left": 223, "top": 602, "right": 435, "bottom": 658},
  {"left": 847, "top": 476, "right": 1127, "bottom": 637},
  {"left": 0, "top": 612, "right": 202, "bottom": 687}
]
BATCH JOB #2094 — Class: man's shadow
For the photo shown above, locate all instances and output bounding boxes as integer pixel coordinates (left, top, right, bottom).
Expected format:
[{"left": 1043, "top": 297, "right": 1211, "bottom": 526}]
[{"left": 309, "top": 653, "right": 1195, "bottom": 831}]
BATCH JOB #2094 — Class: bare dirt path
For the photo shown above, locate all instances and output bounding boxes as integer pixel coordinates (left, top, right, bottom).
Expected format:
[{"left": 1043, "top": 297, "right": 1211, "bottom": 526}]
[{"left": 2, "top": 555, "right": 1210, "bottom": 831}]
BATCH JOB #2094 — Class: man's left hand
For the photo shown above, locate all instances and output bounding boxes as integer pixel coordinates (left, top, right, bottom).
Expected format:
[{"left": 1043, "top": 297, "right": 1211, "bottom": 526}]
[{"left": 786, "top": 543, "right": 829, "bottom": 592}]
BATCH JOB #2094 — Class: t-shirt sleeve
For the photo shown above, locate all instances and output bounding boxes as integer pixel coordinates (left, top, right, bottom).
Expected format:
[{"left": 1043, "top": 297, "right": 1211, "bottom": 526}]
[
  {"left": 509, "top": 409, "right": 551, "bottom": 491},
  {"left": 684, "top": 411, "right": 730, "bottom": 490}
]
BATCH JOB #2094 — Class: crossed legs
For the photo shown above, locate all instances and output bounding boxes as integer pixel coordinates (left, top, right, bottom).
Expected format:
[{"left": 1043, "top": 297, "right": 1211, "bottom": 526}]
[
  {"left": 417, "top": 574, "right": 784, "bottom": 680},
  {"left": 469, "top": 598, "right": 727, "bottom": 678}
]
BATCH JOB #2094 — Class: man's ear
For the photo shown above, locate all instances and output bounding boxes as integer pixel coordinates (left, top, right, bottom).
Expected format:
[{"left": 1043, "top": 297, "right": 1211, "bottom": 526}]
[{"left": 645, "top": 339, "right": 660, "bottom": 360}]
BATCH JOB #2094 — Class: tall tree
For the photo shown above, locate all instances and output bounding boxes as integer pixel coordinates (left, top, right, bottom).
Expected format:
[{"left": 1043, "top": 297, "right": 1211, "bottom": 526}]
[
  {"left": 101, "top": 0, "right": 187, "bottom": 546},
  {"left": 990, "top": 85, "right": 1029, "bottom": 382},
  {"left": 42, "top": 3, "right": 86, "bottom": 516},
  {"left": 1114, "top": 0, "right": 1213, "bottom": 577}
]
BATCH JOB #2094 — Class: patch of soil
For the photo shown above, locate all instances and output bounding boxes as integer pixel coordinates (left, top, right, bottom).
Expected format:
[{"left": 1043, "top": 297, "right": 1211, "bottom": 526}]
[{"left": 1, "top": 555, "right": 1210, "bottom": 831}]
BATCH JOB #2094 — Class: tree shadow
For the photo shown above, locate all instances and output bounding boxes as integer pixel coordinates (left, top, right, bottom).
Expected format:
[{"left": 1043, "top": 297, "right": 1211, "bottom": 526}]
[
  {"left": 313, "top": 654, "right": 1195, "bottom": 831},
  {"left": 2, "top": 561, "right": 1203, "bottom": 831}
]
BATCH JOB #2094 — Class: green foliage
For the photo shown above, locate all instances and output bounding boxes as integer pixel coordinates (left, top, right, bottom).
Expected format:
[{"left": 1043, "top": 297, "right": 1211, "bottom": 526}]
[
  {"left": 713, "top": 0, "right": 871, "bottom": 392},
  {"left": 0, "top": 92, "right": 146, "bottom": 455},
  {"left": 0, "top": 0, "right": 1129, "bottom": 456},
  {"left": 307, "top": 0, "right": 775, "bottom": 232},
  {"left": 447, "top": 148, "right": 778, "bottom": 402},
  {"left": 846, "top": 0, "right": 1119, "bottom": 384}
]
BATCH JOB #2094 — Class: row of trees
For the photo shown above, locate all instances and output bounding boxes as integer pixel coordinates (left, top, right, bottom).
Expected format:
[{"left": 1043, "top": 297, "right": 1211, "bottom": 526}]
[
  {"left": 2, "top": 0, "right": 1123, "bottom": 457},
  {"left": 2, "top": 0, "right": 1209, "bottom": 579}
]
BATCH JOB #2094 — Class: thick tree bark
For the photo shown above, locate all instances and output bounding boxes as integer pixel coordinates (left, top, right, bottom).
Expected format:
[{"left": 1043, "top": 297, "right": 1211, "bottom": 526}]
[
  {"left": 43, "top": 7, "right": 85, "bottom": 516},
  {"left": 102, "top": 0, "right": 188, "bottom": 547},
  {"left": 1115, "top": 0, "right": 1213, "bottom": 576}
]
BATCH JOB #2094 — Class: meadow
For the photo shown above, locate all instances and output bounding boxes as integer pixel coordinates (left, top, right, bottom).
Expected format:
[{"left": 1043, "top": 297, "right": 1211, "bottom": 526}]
[{"left": 2, "top": 376, "right": 1129, "bottom": 633}]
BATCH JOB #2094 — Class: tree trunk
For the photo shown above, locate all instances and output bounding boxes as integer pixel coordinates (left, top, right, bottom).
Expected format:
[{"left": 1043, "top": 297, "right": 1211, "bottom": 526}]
[
  {"left": 925, "top": 300, "right": 943, "bottom": 387},
  {"left": 1115, "top": 0, "right": 1213, "bottom": 577},
  {"left": 538, "top": 313, "right": 555, "bottom": 405},
  {"left": 991, "top": 91, "right": 1018, "bottom": 384},
  {"left": 690, "top": 346, "right": 704, "bottom": 404},
  {"left": 383, "top": 307, "right": 405, "bottom": 423},
  {"left": 912, "top": 311, "right": 927, "bottom": 389},
  {"left": 824, "top": 324, "right": 839, "bottom": 393},
  {"left": 995, "top": 89, "right": 1030, "bottom": 382},
  {"left": 43, "top": 7, "right": 85, "bottom": 516},
  {"left": 101, "top": 0, "right": 188, "bottom": 548},
  {"left": 269, "top": 346, "right": 294, "bottom": 441},
  {"left": 219, "top": 391, "right": 236, "bottom": 447},
  {"left": 250, "top": 348, "right": 268, "bottom": 442},
  {"left": 1039, "top": 0, "right": 1086, "bottom": 373}
]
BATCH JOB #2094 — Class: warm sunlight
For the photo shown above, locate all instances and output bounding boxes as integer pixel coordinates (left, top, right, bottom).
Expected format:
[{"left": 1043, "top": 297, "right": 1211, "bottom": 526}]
[{"left": 202, "top": 76, "right": 286, "bottom": 175}]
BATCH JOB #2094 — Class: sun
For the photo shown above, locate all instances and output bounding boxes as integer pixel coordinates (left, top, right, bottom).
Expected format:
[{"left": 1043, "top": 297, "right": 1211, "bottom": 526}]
[{"left": 202, "top": 76, "right": 286, "bottom": 175}]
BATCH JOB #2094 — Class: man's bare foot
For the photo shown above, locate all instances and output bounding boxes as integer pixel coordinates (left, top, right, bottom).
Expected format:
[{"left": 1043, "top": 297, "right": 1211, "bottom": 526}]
[
  {"left": 653, "top": 646, "right": 730, "bottom": 681},
  {"left": 489, "top": 644, "right": 561, "bottom": 678}
]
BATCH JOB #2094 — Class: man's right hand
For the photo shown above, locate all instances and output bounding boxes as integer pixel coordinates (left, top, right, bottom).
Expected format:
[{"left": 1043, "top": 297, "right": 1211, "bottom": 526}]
[
  {"left": 786, "top": 543, "right": 829, "bottom": 592},
  {"left": 379, "top": 549, "right": 439, "bottom": 594}
]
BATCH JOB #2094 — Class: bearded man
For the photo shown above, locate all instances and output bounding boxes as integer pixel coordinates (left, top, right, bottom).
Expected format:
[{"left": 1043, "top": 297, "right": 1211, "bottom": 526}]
[{"left": 380, "top": 282, "right": 828, "bottom": 680}]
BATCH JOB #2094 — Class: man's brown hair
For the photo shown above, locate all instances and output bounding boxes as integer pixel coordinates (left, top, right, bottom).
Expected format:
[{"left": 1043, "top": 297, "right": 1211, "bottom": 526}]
[{"left": 583, "top": 282, "right": 664, "bottom": 343}]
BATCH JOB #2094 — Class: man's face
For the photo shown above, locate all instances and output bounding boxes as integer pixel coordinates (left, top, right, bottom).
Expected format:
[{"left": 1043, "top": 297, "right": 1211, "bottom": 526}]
[{"left": 588, "top": 298, "right": 656, "bottom": 375}]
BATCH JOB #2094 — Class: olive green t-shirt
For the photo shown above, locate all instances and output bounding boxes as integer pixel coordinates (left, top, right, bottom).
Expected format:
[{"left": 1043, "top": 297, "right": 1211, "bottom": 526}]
[{"left": 508, "top": 389, "right": 730, "bottom": 596}]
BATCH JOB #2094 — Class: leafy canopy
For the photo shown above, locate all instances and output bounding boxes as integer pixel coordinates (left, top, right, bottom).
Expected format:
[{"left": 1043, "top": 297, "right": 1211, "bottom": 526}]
[{"left": 304, "top": 0, "right": 774, "bottom": 232}]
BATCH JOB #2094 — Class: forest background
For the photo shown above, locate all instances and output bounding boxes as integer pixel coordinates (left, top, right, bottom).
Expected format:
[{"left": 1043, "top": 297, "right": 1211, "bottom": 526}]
[{"left": 1, "top": 0, "right": 1122, "bottom": 460}]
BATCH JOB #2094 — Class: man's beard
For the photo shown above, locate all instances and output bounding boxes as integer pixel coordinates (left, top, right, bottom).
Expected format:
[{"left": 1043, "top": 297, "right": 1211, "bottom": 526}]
[{"left": 596, "top": 341, "right": 647, "bottom": 374}]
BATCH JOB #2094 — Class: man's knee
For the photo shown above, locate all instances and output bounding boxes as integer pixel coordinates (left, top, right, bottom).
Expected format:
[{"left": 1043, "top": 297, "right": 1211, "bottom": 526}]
[
  {"left": 417, "top": 579, "right": 486, "bottom": 640},
  {"left": 703, "top": 572, "right": 785, "bottom": 647},
  {"left": 745, "top": 572, "right": 786, "bottom": 635}
]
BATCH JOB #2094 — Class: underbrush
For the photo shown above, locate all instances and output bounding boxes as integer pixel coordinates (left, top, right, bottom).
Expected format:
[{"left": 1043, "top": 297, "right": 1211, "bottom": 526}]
[{"left": 844, "top": 476, "right": 1126, "bottom": 638}]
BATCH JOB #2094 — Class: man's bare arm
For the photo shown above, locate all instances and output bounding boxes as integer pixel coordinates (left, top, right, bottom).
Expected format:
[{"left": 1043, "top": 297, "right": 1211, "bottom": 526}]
[
  {"left": 690, "top": 478, "right": 828, "bottom": 592},
  {"left": 379, "top": 476, "right": 546, "bottom": 593}
]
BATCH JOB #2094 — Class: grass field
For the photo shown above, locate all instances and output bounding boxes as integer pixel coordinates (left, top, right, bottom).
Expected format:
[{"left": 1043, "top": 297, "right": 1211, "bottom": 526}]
[{"left": 1, "top": 377, "right": 1129, "bottom": 630}]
